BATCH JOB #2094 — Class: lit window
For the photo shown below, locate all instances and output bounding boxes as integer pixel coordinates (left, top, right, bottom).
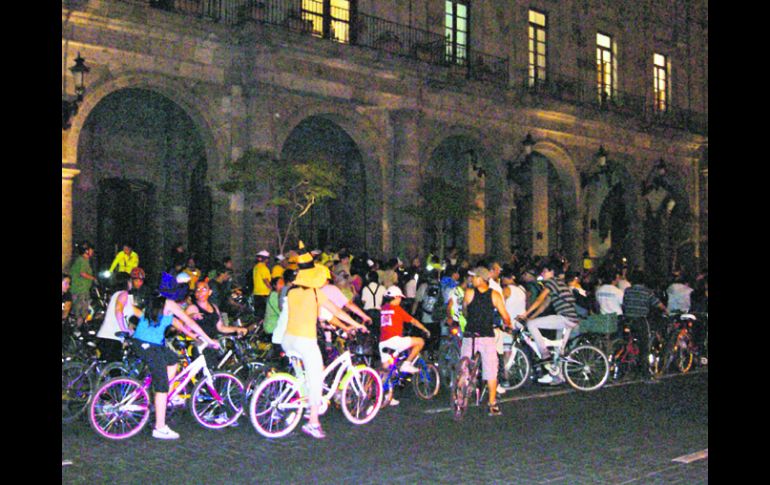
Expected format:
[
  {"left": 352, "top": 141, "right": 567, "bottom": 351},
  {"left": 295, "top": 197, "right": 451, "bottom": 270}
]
[
  {"left": 596, "top": 32, "right": 615, "bottom": 103},
  {"left": 302, "top": 0, "right": 350, "bottom": 43},
  {"left": 653, "top": 53, "right": 669, "bottom": 112},
  {"left": 528, "top": 9, "right": 547, "bottom": 88},
  {"left": 445, "top": 1, "right": 469, "bottom": 65}
]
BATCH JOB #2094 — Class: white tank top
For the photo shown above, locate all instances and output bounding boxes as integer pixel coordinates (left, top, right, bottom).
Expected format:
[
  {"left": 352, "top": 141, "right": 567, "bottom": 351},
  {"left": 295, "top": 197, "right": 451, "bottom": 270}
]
[
  {"left": 97, "top": 291, "right": 135, "bottom": 341},
  {"left": 504, "top": 284, "right": 527, "bottom": 320}
]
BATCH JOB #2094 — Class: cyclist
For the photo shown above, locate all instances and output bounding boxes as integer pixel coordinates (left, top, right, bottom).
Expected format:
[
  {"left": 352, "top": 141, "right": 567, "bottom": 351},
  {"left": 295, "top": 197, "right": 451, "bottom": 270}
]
[
  {"left": 622, "top": 269, "right": 668, "bottom": 382},
  {"left": 252, "top": 250, "right": 272, "bottom": 321},
  {"left": 186, "top": 279, "right": 249, "bottom": 370},
  {"left": 96, "top": 267, "right": 145, "bottom": 362},
  {"left": 107, "top": 242, "right": 139, "bottom": 277},
  {"left": 595, "top": 268, "right": 625, "bottom": 316},
  {"left": 517, "top": 258, "right": 579, "bottom": 386},
  {"left": 463, "top": 267, "right": 513, "bottom": 416},
  {"left": 130, "top": 272, "right": 221, "bottom": 440},
  {"left": 379, "top": 286, "right": 431, "bottom": 382},
  {"left": 282, "top": 243, "right": 365, "bottom": 439},
  {"left": 69, "top": 241, "right": 97, "bottom": 327}
]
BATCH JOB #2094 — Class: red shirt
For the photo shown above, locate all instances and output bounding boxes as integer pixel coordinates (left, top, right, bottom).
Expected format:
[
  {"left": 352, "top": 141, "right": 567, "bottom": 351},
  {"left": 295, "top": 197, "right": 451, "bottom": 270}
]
[{"left": 380, "top": 303, "right": 413, "bottom": 341}]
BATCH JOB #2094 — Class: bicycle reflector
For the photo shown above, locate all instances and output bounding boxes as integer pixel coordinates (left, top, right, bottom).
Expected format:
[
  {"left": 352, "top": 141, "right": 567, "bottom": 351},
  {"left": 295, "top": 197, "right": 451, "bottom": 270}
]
[{"left": 450, "top": 327, "right": 459, "bottom": 336}]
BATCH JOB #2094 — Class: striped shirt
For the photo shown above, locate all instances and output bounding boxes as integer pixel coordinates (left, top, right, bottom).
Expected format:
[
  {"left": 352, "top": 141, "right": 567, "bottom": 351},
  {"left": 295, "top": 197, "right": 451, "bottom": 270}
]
[
  {"left": 622, "top": 284, "right": 662, "bottom": 318},
  {"left": 543, "top": 278, "right": 579, "bottom": 325}
]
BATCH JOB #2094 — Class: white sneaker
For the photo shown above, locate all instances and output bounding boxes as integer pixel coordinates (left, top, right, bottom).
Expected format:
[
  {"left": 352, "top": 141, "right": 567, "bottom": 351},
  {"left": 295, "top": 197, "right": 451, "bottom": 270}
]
[
  {"left": 152, "top": 426, "right": 180, "bottom": 440},
  {"left": 400, "top": 361, "right": 419, "bottom": 374},
  {"left": 496, "top": 384, "right": 507, "bottom": 395},
  {"left": 388, "top": 398, "right": 400, "bottom": 406},
  {"left": 537, "top": 374, "right": 564, "bottom": 385}
]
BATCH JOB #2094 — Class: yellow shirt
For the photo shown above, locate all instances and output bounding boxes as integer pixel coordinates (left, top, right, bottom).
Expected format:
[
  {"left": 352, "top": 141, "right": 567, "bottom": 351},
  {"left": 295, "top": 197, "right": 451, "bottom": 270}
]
[
  {"left": 109, "top": 251, "right": 139, "bottom": 274},
  {"left": 286, "top": 287, "right": 328, "bottom": 339},
  {"left": 252, "top": 262, "right": 272, "bottom": 296}
]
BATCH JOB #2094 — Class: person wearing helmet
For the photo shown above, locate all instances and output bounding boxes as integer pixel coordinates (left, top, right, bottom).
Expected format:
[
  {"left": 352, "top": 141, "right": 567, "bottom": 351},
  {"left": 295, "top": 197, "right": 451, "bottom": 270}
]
[
  {"left": 379, "top": 286, "right": 431, "bottom": 378},
  {"left": 96, "top": 266, "right": 146, "bottom": 362}
]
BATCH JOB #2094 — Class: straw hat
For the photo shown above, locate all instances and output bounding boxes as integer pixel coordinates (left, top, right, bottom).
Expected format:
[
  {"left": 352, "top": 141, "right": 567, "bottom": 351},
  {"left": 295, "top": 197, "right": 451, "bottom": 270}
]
[{"left": 292, "top": 241, "right": 330, "bottom": 289}]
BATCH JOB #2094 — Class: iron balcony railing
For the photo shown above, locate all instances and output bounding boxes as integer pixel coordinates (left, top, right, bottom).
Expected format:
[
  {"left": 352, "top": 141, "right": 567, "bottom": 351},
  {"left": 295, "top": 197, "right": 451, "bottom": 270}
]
[
  {"left": 107, "top": 2, "right": 704, "bottom": 132},
  {"left": 516, "top": 69, "right": 707, "bottom": 135}
]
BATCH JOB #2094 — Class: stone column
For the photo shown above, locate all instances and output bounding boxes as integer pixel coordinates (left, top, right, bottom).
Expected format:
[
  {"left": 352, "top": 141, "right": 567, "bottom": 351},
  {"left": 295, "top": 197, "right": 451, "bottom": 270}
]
[
  {"left": 62, "top": 167, "right": 80, "bottom": 270},
  {"left": 532, "top": 156, "right": 549, "bottom": 256},
  {"left": 390, "top": 109, "right": 423, "bottom": 259}
]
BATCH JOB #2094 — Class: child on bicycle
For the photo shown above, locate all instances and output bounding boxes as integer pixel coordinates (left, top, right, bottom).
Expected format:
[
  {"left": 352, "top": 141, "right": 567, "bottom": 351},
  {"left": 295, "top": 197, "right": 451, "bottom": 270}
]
[
  {"left": 131, "top": 273, "right": 220, "bottom": 440},
  {"left": 379, "top": 286, "right": 431, "bottom": 376}
]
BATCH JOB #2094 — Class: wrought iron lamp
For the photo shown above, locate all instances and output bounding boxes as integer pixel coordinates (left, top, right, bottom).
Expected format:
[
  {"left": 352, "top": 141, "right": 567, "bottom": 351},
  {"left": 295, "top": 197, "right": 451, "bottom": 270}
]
[
  {"left": 506, "top": 133, "right": 536, "bottom": 182},
  {"left": 62, "top": 53, "right": 90, "bottom": 130}
]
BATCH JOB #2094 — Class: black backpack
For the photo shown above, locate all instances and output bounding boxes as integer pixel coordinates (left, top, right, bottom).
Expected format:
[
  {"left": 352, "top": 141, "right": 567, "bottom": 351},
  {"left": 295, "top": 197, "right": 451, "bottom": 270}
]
[{"left": 421, "top": 283, "right": 442, "bottom": 315}]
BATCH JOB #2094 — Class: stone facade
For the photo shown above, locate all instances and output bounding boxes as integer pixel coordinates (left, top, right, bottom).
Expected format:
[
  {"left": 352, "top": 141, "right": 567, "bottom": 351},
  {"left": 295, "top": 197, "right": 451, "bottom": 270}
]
[{"left": 62, "top": 0, "right": 707, "bottom": 279}]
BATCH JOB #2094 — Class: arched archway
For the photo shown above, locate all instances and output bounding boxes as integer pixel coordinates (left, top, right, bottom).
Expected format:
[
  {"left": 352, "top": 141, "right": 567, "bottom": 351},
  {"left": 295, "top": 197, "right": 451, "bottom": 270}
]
[
  {"left": 641, "top": 163, "right": 693, "bottom": 285},
  {"left": 275, "top": 104, "right": 386, "bottom": 254},
  {"left": 73, "top": 88, "right": 213, "bottom": 279},
  {"left": 509, "top": 139, "right": 581, "bottom": 264},
  {"left": 279, "top": 116, "right": 371, "bottom": 252}
]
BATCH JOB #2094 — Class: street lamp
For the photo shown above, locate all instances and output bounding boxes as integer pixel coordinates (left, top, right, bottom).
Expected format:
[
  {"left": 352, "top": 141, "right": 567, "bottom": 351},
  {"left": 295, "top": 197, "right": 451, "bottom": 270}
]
[
  {"left": 580, "top": 145, "right": 612, "bottom": 187},
  {"left": 506, "top": 133, "right": 536, "bottom": 182},
  {"left": 62, "top": 52, "right": 90, "bottom": 130}
]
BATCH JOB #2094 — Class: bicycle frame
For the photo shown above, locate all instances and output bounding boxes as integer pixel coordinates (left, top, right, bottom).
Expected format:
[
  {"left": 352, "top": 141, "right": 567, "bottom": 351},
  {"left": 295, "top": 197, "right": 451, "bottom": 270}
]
[{"left": 288, "top": 349, "right": 359, "bottom": 404}]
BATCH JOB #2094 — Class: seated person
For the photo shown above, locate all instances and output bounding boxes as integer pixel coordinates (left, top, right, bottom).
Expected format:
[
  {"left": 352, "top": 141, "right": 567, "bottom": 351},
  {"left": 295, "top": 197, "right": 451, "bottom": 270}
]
[{"left": 378, "top": 286, "right": 431, "bottom": 375}]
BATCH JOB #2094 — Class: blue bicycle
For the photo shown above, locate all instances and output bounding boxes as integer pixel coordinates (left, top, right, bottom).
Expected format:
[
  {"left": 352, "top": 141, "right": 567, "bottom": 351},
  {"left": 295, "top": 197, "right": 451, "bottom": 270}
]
[{"left": 378, "top": 348, "right": 440, "bottom": 406}]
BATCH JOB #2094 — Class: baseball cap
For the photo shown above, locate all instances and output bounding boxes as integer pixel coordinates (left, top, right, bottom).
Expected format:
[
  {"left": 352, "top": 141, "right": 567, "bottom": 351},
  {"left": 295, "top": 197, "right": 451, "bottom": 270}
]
[
  {"left": 257, "top": 250, "right": 270, "bottom": 258},
  {"left": 468, "top": 267, "right": 491, "bottom": 281}
]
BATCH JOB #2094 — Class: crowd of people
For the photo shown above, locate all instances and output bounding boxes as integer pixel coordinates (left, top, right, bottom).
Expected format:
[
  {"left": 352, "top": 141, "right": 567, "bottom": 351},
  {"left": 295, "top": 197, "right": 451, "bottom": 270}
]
[{"left": 63, "top": 239, "right": 708, "bottom": 439}]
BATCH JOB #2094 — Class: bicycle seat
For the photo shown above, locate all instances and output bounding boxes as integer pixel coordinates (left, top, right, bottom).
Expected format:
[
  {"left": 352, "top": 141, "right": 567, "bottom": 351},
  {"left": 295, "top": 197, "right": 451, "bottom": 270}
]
[
  {"left": 114, "top": 331, "right": 131, "bottom": 340},
  {"left": 680, "top": 314, "right": 697, "bottom": 321}
]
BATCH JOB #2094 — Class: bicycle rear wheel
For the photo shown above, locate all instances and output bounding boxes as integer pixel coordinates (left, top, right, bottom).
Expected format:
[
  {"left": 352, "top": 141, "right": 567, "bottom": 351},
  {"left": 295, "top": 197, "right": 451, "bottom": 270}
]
[
  {"left": 341, "top": 367, "right": 383, "bottom": 425},
  {"left": 248, "top": 374, "right": 303, "bottom": 438},
  {"left": 676, "top": 334, "right": 694, "bottom": 373},
  {"left": 191, "top": 372, "right": 244, "bottom": 429},
  {"left": 88, "top": 377, "right": 150, "bottom": 440},
  {"left": 62, "top": 361, "right": 94, "bottom": 423},
  {"left": 452, "top": 357, "right": 471, "bottom": 421},
  {"left": 413, "top": 362, "right": 441, "bottom": 400},
  {"left": 501, "top": 345, "right": 531, "bottom": 391},
  {"left": 563, "top": 345, "right": 609, "bottom": 392}
]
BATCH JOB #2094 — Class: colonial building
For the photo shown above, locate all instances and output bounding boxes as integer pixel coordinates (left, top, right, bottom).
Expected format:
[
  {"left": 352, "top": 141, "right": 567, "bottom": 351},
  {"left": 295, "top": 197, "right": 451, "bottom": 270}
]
[{"left": 62, "top": 0, "right": 707, "bottom": 284}]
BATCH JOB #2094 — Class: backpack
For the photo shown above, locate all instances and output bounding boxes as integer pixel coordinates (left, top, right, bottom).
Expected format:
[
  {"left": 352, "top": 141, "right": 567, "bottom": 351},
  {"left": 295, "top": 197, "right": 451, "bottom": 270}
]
[{"left": 421, "top": 283, "right": 442, "bottom": 315}]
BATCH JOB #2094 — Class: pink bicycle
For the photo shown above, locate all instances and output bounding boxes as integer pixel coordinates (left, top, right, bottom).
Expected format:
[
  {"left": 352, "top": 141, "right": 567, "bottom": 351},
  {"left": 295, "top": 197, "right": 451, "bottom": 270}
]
[{"left": 88, "top": 341, "right": 243, "bottom": 440}]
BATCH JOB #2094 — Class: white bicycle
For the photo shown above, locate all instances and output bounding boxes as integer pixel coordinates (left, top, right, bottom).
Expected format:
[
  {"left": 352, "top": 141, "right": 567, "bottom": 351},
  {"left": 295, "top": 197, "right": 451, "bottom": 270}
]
[
  {"left": 89, "top": 340, "right": 243, "bottom": 440},
  {"left": 248, "top": 343, "right": 383, "bottom": 438}
]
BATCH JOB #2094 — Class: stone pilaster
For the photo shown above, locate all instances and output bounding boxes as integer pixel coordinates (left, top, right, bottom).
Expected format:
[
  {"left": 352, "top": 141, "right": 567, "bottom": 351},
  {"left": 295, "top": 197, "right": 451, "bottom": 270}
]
[
  {"left": 390, "top": 109, "right": 423, "bottom": 259},
  {"left": 62, "top": 167, "right": 80, "bottom": 270},
  {"left": 532, "top": 156, "right": 549, "bottom": 256}
]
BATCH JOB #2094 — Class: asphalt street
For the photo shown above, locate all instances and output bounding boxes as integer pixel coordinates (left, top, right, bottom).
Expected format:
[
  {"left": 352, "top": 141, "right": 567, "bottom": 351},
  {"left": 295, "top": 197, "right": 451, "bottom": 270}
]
[{"left": 62, "top": 369, "right": 708, "bottom": 484}]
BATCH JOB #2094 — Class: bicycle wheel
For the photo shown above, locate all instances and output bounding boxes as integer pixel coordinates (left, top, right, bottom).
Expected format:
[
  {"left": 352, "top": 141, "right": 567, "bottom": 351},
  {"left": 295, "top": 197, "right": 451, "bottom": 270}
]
[
  {"left": 412, "top": 362, "right": 441, "bottom": 400},
  {"left": 190, "top": 372, "right": 244, "bottom": 429},
  {"left": 563, "top": 345, "right": 609, "bottom": 392},
  {"left": 649, "top": 333, "right": 666, "bottom": 377},
  {"left": 438, "top": 341, "right": 460, "bottom": 389},
  {"left": 62, "top": 361, "right": 94, "bottom": 423},
  {"left": 676, "top": 334, "right": 694, "bottom": 374},
  {"left": 88, "top": 377, "right": 150, "bottom": 440},
  {"left": 452, "top": 357, "right": 471, "bottom": 421},
  {"left": 501, "top": 345, "right": 531, "bottom": 391},
  {"left": 341, "top": 367, "right": 383, "bottom": 425},
  {"left": 248, "top": 374, "right": 303, "bottom": 438}
]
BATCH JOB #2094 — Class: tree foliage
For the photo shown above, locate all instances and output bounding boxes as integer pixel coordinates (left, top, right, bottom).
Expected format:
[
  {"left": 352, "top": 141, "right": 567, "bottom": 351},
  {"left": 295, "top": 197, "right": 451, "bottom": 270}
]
[
  {"left": 402, "top": 175, "right": 482, "bottom": 261},
  {"left": 220, "top": 149, "right": 341, "bottom": 254}
]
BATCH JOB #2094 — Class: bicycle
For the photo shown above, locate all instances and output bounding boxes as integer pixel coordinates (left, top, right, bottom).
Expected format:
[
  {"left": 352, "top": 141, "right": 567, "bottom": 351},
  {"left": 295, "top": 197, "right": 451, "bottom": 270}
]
[
  {"left": 62, "top": 355, "right": 110, "bottom": 423},
  {"left": 248, "top": 337, "right": 383, "bottom": 438},
  {"left": 501, "top": 319, "right": 609, "bottom": 392},
  {"left": 658, "top": 313, "right": 698, "bottom": 375},
  {"left": 378, "top": 346, "right": 441, "bottom": 406},
  {"left": 437, "top": 323, "right": 463, "bottom": 391},
  {"left": 451, "top": 332, "right": 484, "bottom": 421},
  {"left": 88, "top": 340, "right": 243, "bottom": 440}
]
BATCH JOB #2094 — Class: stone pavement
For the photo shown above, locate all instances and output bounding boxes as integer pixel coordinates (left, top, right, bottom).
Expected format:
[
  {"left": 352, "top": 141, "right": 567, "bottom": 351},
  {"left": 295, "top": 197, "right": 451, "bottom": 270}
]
[{"left": 63, "top": 370, "right": 707, "bottom": 484}]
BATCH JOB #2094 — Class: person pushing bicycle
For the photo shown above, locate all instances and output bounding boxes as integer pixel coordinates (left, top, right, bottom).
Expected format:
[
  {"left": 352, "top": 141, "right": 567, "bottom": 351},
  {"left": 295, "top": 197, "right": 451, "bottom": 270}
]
[{"left": 463, "top": 267, "right": 513, "bottom": 417}]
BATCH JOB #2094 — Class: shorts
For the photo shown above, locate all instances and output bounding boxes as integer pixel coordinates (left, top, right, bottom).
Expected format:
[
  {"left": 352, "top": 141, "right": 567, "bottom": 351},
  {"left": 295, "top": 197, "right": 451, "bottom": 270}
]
[
  {"left": 132, "top": 340, "right": 179, "bottom": 393},
  {"left": 460, "top": 337, "right": 498, "bottom": 381},
  {"left": 378, "top": 336, "right": 415, "bottom": 362},
  {"left": 72, "top": 293, "right": 90, "bottom": 321}
]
